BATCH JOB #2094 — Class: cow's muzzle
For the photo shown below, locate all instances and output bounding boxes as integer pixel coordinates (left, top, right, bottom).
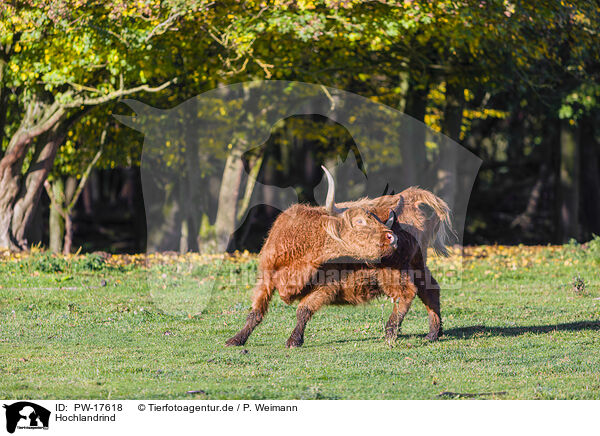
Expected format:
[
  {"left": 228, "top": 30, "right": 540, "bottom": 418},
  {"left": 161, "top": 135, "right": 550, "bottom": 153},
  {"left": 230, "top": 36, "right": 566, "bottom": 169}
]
[{"left": 386, "top": 232, "right": 397, "bottom": 249}]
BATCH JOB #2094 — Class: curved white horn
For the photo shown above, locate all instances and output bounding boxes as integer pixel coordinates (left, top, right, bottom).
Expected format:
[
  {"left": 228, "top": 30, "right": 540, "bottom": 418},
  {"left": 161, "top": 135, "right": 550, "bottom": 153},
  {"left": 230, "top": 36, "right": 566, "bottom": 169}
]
[{"left": 321, "top": 165, "right": 344, "bottom": 215}]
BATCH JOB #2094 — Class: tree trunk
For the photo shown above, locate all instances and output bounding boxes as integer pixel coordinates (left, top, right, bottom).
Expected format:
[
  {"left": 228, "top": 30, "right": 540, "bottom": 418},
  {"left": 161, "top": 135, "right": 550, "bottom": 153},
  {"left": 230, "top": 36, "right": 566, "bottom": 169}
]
[
  {"left": 511, "top": 164, "right": 548, "bottom": 233},
  {"left": 48, "top": 178, "right": 65, "bottom": 253},
  {"left": 178, "top": 179, "right": 190, "bottom": 254},
  {"left": 579, "top": 115, "right": 600, "bottom": 239},
  {"left": 63, "top": 214, "right": 73, "bottom": 255},
  {"left": 214, "top": 146, "right": 245, "bottom": 251},
  {"left": 61, "top": 176, "right": 77, "bottom": 254},
  {"left": 0, "top": 133, "right": 32, "bottom": 249},
  {"left": 0, "top": 178, "right": 20, "bottom": 249},
  {"left": 183, "top": 109, "right": 200, "bottom": 252},
  {"left": 237, "top": 152, "right": 264, "bottom": 222},
  {"left": 0, "top": 76, "right": 172, "bottom": 251},
  {"left": 11, "top": 126, "right": 66, "bottom": 248},
  {"left": 436, "top": 80, "right": 464, "bottom": 208},
  {"left": 0, "top": 62, "right": 8, "bottom": 151},
  {"left": 403, "top": 80, "right": 430, "bottom": 186},
  {"left": 0, "top": 95, "right": 69, "bottom": 250},
  {"left": 557, "top": 119, "right": 580, "bottom": 242}
]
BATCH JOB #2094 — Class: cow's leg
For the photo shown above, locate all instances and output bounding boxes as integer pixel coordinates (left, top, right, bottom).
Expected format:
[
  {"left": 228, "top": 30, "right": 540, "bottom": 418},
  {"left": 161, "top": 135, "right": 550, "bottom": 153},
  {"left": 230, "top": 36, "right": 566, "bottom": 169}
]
[
  {"left": 226, "top": 279, "right": 274, "bottom": 346},
  {"left": 379, "top": 269, "right": 417, "bottom": 345},
  {"left": 286, "top": 285, "right": 337, "bottom": 348},
  {"left": 415, "top": 267, "right": 442, "bottom": 341},
  {"left": 384, "top": 297, "right": 415, "bottom": 345},
  {"left": 273, "top": 260, "right": 323, "bottom": 302}
]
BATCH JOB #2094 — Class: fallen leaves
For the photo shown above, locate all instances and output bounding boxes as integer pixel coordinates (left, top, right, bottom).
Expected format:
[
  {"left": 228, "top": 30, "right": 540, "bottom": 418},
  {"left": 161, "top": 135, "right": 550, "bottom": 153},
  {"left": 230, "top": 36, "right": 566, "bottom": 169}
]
[{"left": 0, "top": 249, "right": 258, "bottom": 269}]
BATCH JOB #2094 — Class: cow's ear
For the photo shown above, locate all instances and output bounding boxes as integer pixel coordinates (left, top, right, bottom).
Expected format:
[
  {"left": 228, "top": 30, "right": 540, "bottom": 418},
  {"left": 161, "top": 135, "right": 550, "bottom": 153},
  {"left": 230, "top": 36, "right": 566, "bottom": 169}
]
[
  {"left": 418, "top": 202, "right": 436, "bottom": 219},
  {"left": 113, "top": 99, "right": 161, "bottom": 132}
]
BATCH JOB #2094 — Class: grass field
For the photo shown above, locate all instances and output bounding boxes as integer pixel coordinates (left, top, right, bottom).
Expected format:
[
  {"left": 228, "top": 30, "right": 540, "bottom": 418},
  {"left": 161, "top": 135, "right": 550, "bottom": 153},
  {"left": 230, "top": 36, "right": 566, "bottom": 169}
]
[{"left": 1, "top": 241, "right": 600, "bottom": 400}]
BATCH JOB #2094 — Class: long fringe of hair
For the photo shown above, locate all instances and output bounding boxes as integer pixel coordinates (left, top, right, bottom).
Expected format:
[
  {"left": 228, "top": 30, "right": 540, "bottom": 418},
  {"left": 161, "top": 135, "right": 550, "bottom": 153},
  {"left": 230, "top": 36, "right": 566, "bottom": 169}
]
[{"left": 414, "top": 189, "right": 456, "bottom": 257}]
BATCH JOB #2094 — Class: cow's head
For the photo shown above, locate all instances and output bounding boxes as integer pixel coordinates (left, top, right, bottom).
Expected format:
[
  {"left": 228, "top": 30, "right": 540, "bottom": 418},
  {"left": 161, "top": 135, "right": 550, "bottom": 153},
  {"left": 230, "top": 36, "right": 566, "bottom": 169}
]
[{"left": 321, "top": 166, "right": 397, "bottom": 261}]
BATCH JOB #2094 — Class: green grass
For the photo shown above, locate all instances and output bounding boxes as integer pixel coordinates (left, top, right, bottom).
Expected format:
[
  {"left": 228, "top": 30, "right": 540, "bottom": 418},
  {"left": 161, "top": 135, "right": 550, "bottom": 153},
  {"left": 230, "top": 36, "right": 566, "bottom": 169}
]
[{"left": 1, "top": 243, "right": 600, "bottom": 400}]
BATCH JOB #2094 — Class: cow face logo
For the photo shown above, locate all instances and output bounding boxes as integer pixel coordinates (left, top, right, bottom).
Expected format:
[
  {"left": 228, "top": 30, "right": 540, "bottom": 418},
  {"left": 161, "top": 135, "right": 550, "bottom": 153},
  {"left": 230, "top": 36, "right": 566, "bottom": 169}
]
[{"left": 3, "top": 402, "right": 50, "bottom": 434}]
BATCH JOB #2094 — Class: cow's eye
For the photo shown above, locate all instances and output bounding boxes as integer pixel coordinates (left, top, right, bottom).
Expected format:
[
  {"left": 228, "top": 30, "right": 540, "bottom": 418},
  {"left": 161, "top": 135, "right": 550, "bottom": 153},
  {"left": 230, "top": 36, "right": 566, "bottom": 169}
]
[{"left": 353, "top": 217, "right": 366, "bottom": 226}]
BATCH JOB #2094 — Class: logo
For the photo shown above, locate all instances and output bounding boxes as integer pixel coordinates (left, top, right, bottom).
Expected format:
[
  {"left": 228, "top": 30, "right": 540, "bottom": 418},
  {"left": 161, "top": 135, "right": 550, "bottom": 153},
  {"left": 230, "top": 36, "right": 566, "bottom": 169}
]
[
  {"left": 3, "top": 402, "right": 50, "bottom": 434},
  {"left": 117, "top": 80, "right": 481, "bottom": 315}
]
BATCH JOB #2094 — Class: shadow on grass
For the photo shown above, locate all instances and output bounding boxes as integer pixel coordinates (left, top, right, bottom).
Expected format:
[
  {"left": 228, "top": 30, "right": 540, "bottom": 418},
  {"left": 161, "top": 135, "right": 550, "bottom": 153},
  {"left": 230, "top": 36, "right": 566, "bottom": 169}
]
[
  {"left": 444, "top": 320, "right": 600, "bottom": 339},
  {"left": 311, "top": 336, "right": 381, "bottom": 346},
  {"left": 273, "top": 321, "right": 600, "bottom": 347}
]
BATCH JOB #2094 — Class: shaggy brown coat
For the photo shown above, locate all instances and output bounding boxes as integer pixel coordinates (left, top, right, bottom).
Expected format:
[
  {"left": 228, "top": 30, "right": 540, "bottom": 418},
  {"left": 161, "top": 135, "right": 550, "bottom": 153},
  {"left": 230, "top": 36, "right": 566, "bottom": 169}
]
[
  {"left": 278, "top": 188, "right": 452, "bottom": 347},
  {"left": 225, "top": 201, "right": 398, "bottom": 347},
  {"left": 334, "top": 187, "right": 453, "bottom": 344}
]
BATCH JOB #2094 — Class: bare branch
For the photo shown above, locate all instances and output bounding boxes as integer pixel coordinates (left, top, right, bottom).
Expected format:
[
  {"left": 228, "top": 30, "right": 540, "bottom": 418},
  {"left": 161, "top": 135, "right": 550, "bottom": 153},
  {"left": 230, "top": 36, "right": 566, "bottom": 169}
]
[
  {"left": 320, "top": 84, "right": 335, "bottom": 111},
  {"left": 224, "top": 57, "right": 249, "bottom": 77},
  {"left": 254, "top": 58, "right": 273, "bottom": 79},
  {"left": 87, "top": 24, "right": 130, "bottom": 48},
  {"left": 4, "top": 104, "right": 66, "bottom": 159},
  {"left": 145, "top": 12, "right": 183, "bottom": 42},
  {"left": 66, "top": 81, "right": 104, "bottom": 94},
  {"left": 64, "top": 79, "right": 176, "bottom": 108},
  {"left": 68, "top": 135, "right": 104, "bottom": 212}
]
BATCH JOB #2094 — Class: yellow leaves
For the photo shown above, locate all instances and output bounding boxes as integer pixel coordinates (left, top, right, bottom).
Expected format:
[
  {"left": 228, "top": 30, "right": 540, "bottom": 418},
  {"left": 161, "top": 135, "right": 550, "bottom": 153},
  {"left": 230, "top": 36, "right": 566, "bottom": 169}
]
[
  {"left": 0, "top": 249, "right": 259, "bottom": 269},
  {"left": 423, "top": 114, "right": 441, "bottom": 132},
  {"left": 425, "top": 140, "right": 439, "bottom": 150},
  {"left": 483, "top": 108, "right": 509, "bottom": 118},
  {"left": 463, "top": 88, "right": 473, "bottom": 102},
  {"left": 428, "top": 244, "right": 587, "bottom": 283},
  {"left": 297, "top": 0, "right": 317, "bottom": 10}
]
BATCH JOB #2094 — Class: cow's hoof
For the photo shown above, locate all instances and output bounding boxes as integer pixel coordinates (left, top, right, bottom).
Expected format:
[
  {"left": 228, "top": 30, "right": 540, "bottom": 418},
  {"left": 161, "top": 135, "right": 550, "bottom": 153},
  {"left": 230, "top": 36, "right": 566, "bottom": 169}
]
[
  {"left": 225, "top": 336, "right": 245, "bottom": 346},
  {"left": 384, "top": 334, "right": 397, "bottom": 348},
  {"left": 425, "top": 332, "right": 439, "bottom": 342},
  {"left": 286, "top": 337, "right": 303, "bottom": 348}
]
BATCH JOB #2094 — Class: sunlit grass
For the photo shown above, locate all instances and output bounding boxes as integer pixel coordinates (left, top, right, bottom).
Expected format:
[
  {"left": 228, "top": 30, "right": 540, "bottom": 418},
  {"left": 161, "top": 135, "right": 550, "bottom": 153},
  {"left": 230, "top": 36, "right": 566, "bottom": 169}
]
[{"left": 1, "top": 243, "right": 599, "bottom": 399}]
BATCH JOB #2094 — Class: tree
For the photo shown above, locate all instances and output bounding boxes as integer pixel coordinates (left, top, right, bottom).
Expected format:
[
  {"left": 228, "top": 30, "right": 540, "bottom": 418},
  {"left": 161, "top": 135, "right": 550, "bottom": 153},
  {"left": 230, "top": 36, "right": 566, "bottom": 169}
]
[
  {"left": 0, "top": 0, "right": 215, "bottom": 249},
  {"left": 3, "top": 0, "right": 598, "bottom": 251}
]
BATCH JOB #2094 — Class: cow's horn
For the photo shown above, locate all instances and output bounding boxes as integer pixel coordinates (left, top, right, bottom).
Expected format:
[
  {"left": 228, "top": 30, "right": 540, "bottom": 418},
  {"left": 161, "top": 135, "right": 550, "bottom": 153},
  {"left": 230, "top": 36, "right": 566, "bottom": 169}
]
[
  {"left": 322, "top": 165, "right": 344, "bottom": 215},
  {"left": 385, "top": 209, "right": 396, "bottom": 229}
]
